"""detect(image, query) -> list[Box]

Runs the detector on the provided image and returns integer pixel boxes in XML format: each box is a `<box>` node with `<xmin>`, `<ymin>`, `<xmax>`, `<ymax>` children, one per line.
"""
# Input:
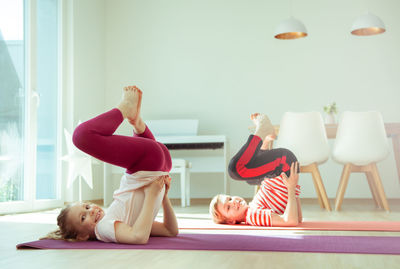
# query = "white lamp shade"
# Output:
<box><xmin>274</xmin><ymin>17</ymin><xmax>308</xmax><ymax>40</ymax></box>
<box><xmin>351</xmin><ymin>13</ymin><xmax>386</xmax><ymax>36</ymax></box>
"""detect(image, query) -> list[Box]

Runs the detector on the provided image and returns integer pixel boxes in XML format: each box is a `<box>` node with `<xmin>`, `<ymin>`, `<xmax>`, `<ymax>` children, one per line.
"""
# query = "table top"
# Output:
<box><xmin>274</xmin><ymin>123</ymin><xmax>400</xmax><ymax>139</ymax></box>
<box><xmin>155</xmin><ymin>135</ymin><xmax>226</xmax><ymax>144</ymax></box>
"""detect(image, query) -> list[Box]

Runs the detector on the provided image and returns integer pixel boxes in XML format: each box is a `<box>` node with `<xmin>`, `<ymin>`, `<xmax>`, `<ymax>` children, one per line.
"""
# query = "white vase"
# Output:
<box><xmin>325</xmin><ymin>113</ymin><xmax>336</xmax><ymax>124</ymax></box>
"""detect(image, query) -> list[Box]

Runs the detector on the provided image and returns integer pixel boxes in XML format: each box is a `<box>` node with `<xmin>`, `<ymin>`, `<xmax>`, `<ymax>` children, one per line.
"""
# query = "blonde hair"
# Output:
<box><xmin>209</xmin><ymin>194</ymin><xmax>229</xmax><ymax>224</ymax></box>
<box><xmin>41</xmin><ymin>204</ymin><xmax>79</xmax><ymax>241</ymax></box>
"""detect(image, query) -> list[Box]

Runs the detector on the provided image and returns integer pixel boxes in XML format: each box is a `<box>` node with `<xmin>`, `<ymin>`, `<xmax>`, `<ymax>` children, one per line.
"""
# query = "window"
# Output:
<box><xmin>0</xmin><ymin>0</ymin><xmax>62</xmax><ymax>213</ymax></box>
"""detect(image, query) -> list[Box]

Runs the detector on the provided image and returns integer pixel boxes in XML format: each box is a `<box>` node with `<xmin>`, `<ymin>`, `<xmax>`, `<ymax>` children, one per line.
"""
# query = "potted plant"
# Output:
<box><xmin>323</xmin><ymin>102</ymin><xmax>337</xmax><ymax>124</ymax></box>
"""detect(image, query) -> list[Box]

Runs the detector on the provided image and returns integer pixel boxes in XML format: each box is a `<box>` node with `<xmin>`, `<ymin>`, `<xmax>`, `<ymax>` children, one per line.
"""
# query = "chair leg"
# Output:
<box><xmin>254</xmin><ymin>185</ymin><xmax>260</xmax><ymax>196</ymax></box>
<box><xmin>300</xmin><ymin>165</ymin><xmax>324</xmax><ymax>209</ymax></box>
<box><xmin>365</xmin><ymin>171</ymin><xmax>382</xmax><ymax>208</ymax></box>
<box><xmin>335</xmin><ymin>163</ymin><xmax>351</xmax><ymax>211</ymax></box>
<box><xmin>370</xmin><ymin>163</ymin><xmax>390</xmax><ymax>212</ymax></box>
<box><xmin>310</xmin><ymin>163</ymin><xmax>331</xmax><ymax>211</ymax></box>
<box><xmin>311</xmin><ymin>175</ymin><xmax>325</xmax><ymax>209</ymax></box>
<box><xmin>185</xmin><ymin>166</ymin><xmax>190</xmax><ymax>206</ymax></box>
<box><xmin>180</xmin><ymin>169</ymin><xmax>186</xmax><ymax>207</ymax></box>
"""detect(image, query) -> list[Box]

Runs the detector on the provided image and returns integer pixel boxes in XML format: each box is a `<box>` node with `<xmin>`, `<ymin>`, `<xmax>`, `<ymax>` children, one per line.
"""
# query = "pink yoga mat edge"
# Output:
<box><xmin>178</xmin><ymin>221</ymin><xmax>400</xmax><ymax>231</ymax></box>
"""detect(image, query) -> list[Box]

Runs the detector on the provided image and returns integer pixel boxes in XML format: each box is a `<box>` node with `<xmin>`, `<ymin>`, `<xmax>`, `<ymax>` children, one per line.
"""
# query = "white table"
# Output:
<box><xmin>103</xmin><ymin>135</ymin><xmax>228</xmax><ymax>206</ymax></box>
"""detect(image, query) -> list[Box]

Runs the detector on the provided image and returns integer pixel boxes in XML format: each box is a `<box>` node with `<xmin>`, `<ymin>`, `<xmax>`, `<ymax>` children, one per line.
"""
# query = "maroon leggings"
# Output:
<box><xmin>72</xmin><ymin>108</ymin><xmax>172</xmax><ymax>174</ymax></box>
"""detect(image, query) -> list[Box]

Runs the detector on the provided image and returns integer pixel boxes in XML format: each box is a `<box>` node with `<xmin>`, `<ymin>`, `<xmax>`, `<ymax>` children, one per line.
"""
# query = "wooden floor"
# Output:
<box><xmin>1</xmin><ymin>198</ymin><xmax>400</xmax><ymax>269</ymax></box>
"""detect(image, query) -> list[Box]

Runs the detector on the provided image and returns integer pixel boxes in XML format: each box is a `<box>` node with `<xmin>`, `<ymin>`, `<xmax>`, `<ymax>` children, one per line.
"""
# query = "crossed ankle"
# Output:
<box><xmin>131</xmin><ymin>118</ymin><xmax>146</xmax><ymax>134</ymax></box>
<box><xmin>254</xmin><ymin>115</ymin><xmax>274</xmax><ymax>139</ymax></box>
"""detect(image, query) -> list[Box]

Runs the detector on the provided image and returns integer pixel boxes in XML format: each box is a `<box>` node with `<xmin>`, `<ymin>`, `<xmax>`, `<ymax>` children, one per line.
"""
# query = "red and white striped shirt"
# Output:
<box><xmin>245</xmin><ymin>175</ymin><xmax>301</xmax><ymax>226</ymax></box>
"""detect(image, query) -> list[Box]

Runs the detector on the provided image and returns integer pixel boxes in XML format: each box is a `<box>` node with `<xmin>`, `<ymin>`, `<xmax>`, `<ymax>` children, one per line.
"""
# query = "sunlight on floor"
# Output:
<box><xmin>0</xmin><ymin>209</ymin><xmax>59</xmax><ymax>224</ymax></box>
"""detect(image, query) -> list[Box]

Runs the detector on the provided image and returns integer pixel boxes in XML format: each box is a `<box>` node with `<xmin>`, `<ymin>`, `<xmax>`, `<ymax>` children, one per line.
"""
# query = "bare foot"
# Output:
<box><xmin>126</xmin><ymin>86</ymin><xmax>146</xmax><ymax>134</ymax></box>
<box><xmin>118</xmin><ymin>86</ymin><xmax>144</xmax><ymax>133</ymax></box>
<box><xmin>250</xmin><ymin>113</ymin><xmax>274</xmax><ymax>140</ymax></box>
<box><xmin>260</xmin><ymin>134</ymin><xmax>276</xmax><ymax>150</ymax></box>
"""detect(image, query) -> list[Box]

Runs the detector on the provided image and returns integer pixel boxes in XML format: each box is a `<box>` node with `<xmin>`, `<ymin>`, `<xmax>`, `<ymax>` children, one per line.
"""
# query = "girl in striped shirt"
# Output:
<box><xmin>210</xmin><ymin>113</ymin><xmax>302</xmax><ymax>226</ymax></box>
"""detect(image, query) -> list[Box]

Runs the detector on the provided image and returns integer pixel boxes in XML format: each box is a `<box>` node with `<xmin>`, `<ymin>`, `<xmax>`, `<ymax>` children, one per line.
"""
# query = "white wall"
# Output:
<box><xmin>68</xmin><ymin>0</ymin><xmax>400</xmax><ymax>201</ymax></box>
<box><xmin>63</xmin><ymin>0</ymin><xmax>106</xmax><ymax>201</ymax></box>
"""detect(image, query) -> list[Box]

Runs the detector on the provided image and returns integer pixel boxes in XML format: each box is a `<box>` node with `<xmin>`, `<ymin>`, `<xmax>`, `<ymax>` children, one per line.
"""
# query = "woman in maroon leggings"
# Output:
<box><xmin>45</xmin><ymin>86</ymin><xmax>178</xmax><ymax>244</ymax></box>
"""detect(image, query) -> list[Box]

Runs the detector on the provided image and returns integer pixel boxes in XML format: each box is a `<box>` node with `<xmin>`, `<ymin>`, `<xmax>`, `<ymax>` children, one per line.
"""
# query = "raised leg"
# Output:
<box><xmin>228</xmin><ymin>135</ymin><xmax>298</xmax><ymax>181</ymax></box>
<box><xmin>73</xmin><ymin>87</ymin><xmax>171</xmax><ymax>174</ymax></box>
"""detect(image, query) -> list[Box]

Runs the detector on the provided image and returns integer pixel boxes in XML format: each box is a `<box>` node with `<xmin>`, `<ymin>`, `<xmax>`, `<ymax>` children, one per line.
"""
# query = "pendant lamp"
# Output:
<box><xmin>351</xmin><ymin>12</ymin><xmax>386</xmax><ymax>36</ymax></box>
<box><xmin>274</xmin><ymin>16</ymin><xmax>308</xmax><ymax>40</ymax></box>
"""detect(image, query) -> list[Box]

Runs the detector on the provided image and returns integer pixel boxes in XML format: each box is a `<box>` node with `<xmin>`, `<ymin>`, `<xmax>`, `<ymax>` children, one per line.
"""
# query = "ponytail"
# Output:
<box><xmin>40</xmin><ymin>204</ymin><xmax>79</xmax><ymax>241</ymax></box>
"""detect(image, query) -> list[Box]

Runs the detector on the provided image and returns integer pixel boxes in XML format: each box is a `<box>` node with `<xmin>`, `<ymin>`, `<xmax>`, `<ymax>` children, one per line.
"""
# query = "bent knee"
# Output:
<box><xmin>228</xmin><ymin>159</ymin><xmax>237</xmax><ymax>174</ymax></box>
<box><xmin>286</xmin><ymin>149</ymin><xmax>298</xmax><ymax>163</ymax></box>
<box><xmin>72</xmin><ymin>124</ymin><xmax>91</xmax><ymax>150</ymax></box>
<box><xmin>228</xmin><ymin>159</ymin><xmax>243</xmax><ymax>180</ymax></box>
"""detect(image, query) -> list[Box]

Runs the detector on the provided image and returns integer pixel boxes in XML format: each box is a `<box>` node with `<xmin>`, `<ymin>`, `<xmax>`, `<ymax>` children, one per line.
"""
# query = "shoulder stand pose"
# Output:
<box><xmin>210</xmin><ymin>113</ymin><xmax>302</xmax><ymax>226</ymax></box>
<box><xmin>46</xmin><ymin>86</ymin><xmax>178</xmax><ymax>244</ymax></box>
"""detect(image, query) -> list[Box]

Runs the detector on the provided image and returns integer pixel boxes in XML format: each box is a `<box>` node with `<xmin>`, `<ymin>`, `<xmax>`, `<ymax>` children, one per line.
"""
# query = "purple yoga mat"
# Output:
<box><xmin>17</xmin><ymin>234</ymin><xmax>400</xmax><ymax>255</ymax></box>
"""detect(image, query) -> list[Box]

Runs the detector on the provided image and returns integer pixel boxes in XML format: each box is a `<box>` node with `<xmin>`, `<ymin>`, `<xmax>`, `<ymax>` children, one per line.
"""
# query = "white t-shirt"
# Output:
<box><xmin>94</xmin><ymin>171</ymin><xmax>167</xmax><ymax>242</ymax></box>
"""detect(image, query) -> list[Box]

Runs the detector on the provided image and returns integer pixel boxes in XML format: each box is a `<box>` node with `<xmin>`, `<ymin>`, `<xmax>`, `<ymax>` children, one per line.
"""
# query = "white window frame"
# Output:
<box><xmin>0</xmin><ymin>0</ymin><xmax>64</xmax><ymax>214</ymax></box>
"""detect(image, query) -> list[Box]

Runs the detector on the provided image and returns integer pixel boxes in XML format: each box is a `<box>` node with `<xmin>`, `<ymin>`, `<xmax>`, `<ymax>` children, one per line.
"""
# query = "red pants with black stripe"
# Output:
<box><xmin>228</xmin><ymin>135</ymin><xmax>298</xmax><ymax>185</ymax></box>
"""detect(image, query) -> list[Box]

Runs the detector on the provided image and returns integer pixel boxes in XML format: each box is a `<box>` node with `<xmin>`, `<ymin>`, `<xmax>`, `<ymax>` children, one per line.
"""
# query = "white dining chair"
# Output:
<box><xmin>170</xmin><ymin>158</ymin><xmax>192</xmax><ymax>207</ymax></box>
<box><xmin>332</xmin><ymin>111</ymin><xmax>390</xmax><ymax>211</ymax></box>
<box><xmin>274</xmin><ymin>111</ymin><xmax>331</xmax><ymax>211</ymax></box>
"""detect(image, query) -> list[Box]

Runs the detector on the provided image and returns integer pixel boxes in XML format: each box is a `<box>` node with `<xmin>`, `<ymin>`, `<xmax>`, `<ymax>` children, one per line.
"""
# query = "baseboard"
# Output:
<box><xmin>85</xmin><ymin>198</ymin><xmax>400</xmax><ymax>207</ymax></box>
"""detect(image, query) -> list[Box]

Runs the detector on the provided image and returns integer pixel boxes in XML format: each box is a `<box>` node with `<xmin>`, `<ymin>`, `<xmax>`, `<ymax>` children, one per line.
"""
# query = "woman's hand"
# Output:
<box><xmin>144</xmin><ymin>177</ymin><xmax>164</xmax><ymax>197</ymax></box>
<box><xmin>281</xmin><ymin>162</ymin><xmax>299</xmax><ymax>191</ymax></box>
<box><xmin>163</xmin><ymin>176</ymin><xmax>171</xmax><ymax>196</ymax></box>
